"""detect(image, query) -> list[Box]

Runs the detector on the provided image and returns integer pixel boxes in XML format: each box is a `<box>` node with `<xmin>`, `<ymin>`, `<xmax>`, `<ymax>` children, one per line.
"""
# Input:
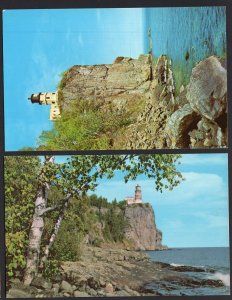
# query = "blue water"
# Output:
<box><xmin>143</xmin><ymin>7</ymin><xmax>226</xmax><ymax>90</ymax></box>
<box><xmin>146</xmin><ymin>247</ymin><xmax>230</xmax><ymax>295</ymax></box>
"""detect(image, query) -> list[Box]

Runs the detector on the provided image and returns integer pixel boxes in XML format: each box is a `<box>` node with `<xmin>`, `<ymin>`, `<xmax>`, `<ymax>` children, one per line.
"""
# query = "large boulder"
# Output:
<box><xmin>165</xmin><ymin>104</ymin><xmax>201</xmax><ymax>148</ymax></box>
<box><xmin>186</xmin><ymin>56</ymin><xmax>227</xmax><ymax>121</ymax></box>
<box><xmin>73</xmin><ymin>290</ymin><xmax>90</xmax><ymax>297</ymax></box>
<box><xmin>31</xmin><ymin>276</ymin><xmax>52</xmax><ymax>290</ymax></box>
<box><xmin>104</xmin><ymin>282</ymin><xmax>114</xmax><ymax>294</ymax></box>
<box><xmin>189</xmin><ymin>118</ymin><xmax>224</xmax><ymax>148</ymax></box>
<box><xmin>60</xmin><ymin>280</ymin><xmax>73</xmax><ymax>294</ymax></box>
<box><xmin>7</xmin><ymin>288</ymin><xmax>33</xmax><ymax>298</ymax></box>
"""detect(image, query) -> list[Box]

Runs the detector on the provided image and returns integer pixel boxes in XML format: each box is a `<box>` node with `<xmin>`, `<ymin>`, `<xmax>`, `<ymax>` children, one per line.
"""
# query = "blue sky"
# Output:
<box><xmin>3</xmin><ymin>8</ymin><xmax>145</xmax><ymax>150</ymax></box>
<box><xmin>53</xmin><ymin>154</ymin><xmax>229</xmax><ymax>248</ymax></box>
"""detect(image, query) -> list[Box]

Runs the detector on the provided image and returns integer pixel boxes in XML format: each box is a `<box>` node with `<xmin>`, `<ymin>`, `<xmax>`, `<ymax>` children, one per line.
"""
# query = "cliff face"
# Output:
<box><xmin>86</xmin><ymin>203</ymin><xmax>164</xmax><ymax>251</ymax></box>
<box><xmin>60</xmin><ymin>54</ymin><xmax>227</xmax><ymax>149</ymax></box>
<box><xmin>124</xmin><ymin>204</ymin><xmax>163</xmax><ymax>251</ymax></box>
<box><xmin>60</xmin><ymin>55</ymin><xmax>151</xmax><ymax>114</ymax></box>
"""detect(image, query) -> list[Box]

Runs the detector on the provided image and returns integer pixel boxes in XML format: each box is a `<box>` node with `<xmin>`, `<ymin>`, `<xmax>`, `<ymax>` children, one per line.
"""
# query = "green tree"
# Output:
<box><xmin>103</xmin><ymin>207</ymin><xmax>127</xmax><ymax>242</ymax></box>
<box><xmin>5</xmin><ymin>156</ymin><xmax>41</xmax><ymax>280</ymax></box>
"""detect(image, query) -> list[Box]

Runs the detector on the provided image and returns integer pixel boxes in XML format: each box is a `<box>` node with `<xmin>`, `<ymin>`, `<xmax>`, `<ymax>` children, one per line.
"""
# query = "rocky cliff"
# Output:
<box><xmin>87</xmin><ymin>203</ymin><xmax>164</xmax><ymax>251</ymax></box>
<box><xmin>124</xmin><ymin>203</ymin><xmax>164</xmax><ymax>251</ymax></box>
<box><xmin>59</xmin><ymin>54</ymin><xmax>227</xmax><ymax>149</ymax></box>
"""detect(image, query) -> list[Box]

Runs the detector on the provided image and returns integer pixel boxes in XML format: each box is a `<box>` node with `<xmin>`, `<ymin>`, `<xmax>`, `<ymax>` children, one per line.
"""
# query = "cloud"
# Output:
<box><xmin>187</xmin><ymin>212</ymin><xmax>229</xmax><ymax>229</ymax></box>
<box><xmin>152</xmin><ymin>171</ymin><xmax>227</xmax><ymax>206</ymax></box>
<box><xmin>180</xmin><ymin>154</ymin><xmax>228</xmax><ymax>166</ymax></box>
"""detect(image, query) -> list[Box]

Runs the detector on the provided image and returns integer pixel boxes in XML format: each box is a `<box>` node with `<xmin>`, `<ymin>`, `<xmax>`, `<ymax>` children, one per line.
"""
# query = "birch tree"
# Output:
<box><xmin>24</xmin><ymin>156</ymin><xmax>56</xmax><ymax>285</ymax></box>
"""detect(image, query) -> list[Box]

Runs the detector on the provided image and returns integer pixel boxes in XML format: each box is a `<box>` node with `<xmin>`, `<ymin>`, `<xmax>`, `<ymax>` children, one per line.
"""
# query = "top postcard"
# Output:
<box><xmin>3</xmin><ymin>7</ymin><xmax>227</xmax><ymax>151</ymax></box>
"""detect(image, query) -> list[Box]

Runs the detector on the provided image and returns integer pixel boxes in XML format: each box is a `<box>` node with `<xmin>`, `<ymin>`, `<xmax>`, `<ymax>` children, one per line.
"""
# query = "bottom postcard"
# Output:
<box><xmin>5</xmin><ymin>154</ymin><xmax>230</xmax><ymax>297</ymax></box>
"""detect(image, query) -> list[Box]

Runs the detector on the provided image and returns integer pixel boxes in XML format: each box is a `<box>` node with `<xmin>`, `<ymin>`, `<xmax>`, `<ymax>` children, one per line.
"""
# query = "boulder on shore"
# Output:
<box><xmin>186</xmin><ymin>56</ymin><xmax>227</xmax><ymax>121</ymax></box>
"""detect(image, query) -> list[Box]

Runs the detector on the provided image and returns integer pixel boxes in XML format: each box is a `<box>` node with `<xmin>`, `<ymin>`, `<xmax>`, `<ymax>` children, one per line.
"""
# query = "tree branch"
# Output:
<box><xmin>38</xmin><ymin>206</ymin><xmax>56</xmax><ymax>216</ymax></box>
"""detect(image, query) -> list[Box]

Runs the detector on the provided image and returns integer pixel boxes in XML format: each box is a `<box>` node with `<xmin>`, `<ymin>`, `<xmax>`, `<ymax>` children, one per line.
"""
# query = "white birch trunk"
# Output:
<box><xmin>23</xmin><ymin>185</ymin><xmax>48</xmax><ymax>285</ymax></box>
<box><xmin>24</xmin><ymin>156</ymin><xmax>54</xmax><ymax>286</ymax></box>
<box><xmin>41</xmin><ymin>183</ymin><xmax>87</xmax><ymax>264</ymax></box>
<box><xmin>41</xmin><ymin>195</ymin><xmax>71</xmax><ymax>264</ymax></box>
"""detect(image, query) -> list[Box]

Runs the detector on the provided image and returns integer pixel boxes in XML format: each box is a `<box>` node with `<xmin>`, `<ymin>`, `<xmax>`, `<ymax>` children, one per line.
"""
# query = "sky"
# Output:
<box><xmin>3</xmin><ymin>8</ymin><xmax>145</xmax><ymax>150</ymax></box>
<box><xmin>55</xmin><ymin>153</ymin><xmax>230</xmax><ymax>249</ymax></box>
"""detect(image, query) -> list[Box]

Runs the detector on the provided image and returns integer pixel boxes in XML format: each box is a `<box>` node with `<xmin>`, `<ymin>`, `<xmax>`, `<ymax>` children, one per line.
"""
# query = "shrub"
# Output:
<box><xmin>37</xmin><ymin>99</ymin><xmax>134</xmax><ymax>151</ymax></box>
<box><xmin>50</xmin><ymin>209</ymin><xmax>86</xmax><ymax>262</ymax></box>
<box><xmin>42</xmin><ymin>260</ymin><xmax>61</xmax><ymax>280</ymax></box>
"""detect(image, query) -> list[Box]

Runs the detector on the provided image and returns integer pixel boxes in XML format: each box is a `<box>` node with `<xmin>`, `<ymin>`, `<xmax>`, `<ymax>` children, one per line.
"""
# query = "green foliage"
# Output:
<box><xmin>66</xmin><ymin>154</ymin><xmax>183</xmax><ymax>194</ymax></box>
<box><xmin>117</xmin><ymin>200</ymin><xmax>127</xmax><ymax>210</ymax></box>
<box><xmin>5</xmin><ymin>156</ymin><xmax>41</xmax><ymax>280</ymax></box>
<box><xmin>37</xmin><ymin>100</ymin><xmax>134</xmax><ymax>151</ymax></box>
<box><xmin>91</xmin><ymin>237</ymin><xmax>103</xmax><ymax>247</ymax></box>
<box><xmin>34</xmin><ymin>154</ymin><xmax>183</xmax><ymax>204</ymax></box>
<box><xmin>45</xmin><ymin>194</ymin><xmax>90</xmax><ymax>262</ymax></box>
<box><xmin>88</xmin><ymin>195</ymin><xmax>128</xmax><ymax>243</ymax></box>
<box><xmin>42</xmin><ymin>260</ymin><xmax>61</xmax><ymax>280</ymax></box>
<box><xmin>89</xmin><ymin>194</ymin><xmax>109</xmax><ymax>209</ymax></box>
<box><xmin>6</xmin><ymin>232</ymin><xmax>28</xmax><ymax>279</ymax></box>
<box><xmin>103</xmin><ymin>208</ymin><xmax>127</xmax><ymax>242</ymax></box>
<box><xmin>51</xmin><ymin>212</ymin><xmax>84</xmax><ymax>261</ymax></box>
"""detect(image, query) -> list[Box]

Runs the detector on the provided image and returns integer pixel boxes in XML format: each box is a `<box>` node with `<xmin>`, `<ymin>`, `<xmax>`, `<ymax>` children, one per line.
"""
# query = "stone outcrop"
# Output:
<box><xmin>60</xmin><ymin>54</ymin><xmax>152</xmax><ymax>114</ymax></box>
<box><xmin>165</xmin><ymin>56</ymin><xmax>227</xmax><ymax>148</ymax></box>
<box><xmin>186</xmin><ymin>56</ymin><xmax>227</xmax><ymax>121</ymax></box>
<box><xmin>124</xmin><ymin>204</ymin><xmax>163</xmax><ymax>251</ymax></box>
<box><xmin>165</xmin><ymin>104</ymin><xmax>201</xmax><ymax>148</ymax></box>
<box><xmin>60</xmin><ymin>54</ymin><xmax>227</xmax><ymax>149</ymax></box>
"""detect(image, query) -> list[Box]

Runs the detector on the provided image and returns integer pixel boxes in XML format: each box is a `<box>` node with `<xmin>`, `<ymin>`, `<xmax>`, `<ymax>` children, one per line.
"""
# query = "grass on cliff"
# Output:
<box><xmin>37</xmin><ymin>98</ymin><xmax>143</xmax><ymax>151</ymax></box>
<box><xmin>56</xmin><ymin>71</ymin><xmax>69</xmax><ymax>90</ymax></box>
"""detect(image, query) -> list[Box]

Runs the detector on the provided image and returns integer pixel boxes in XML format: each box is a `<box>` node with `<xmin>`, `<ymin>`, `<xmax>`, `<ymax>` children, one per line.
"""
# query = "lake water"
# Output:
<box><xmin>143</xmin><ymin>7</ymin><xmax>226</xmax><ymax>90</ymax></box>
<box><xmin>146</xmin><ymin>247</ymin><xmax>230</xmax><ymax>295</ymax></box>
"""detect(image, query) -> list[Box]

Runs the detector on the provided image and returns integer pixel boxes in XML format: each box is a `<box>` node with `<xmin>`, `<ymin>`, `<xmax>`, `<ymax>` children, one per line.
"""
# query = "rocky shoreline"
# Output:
<box><xmin>7</xmin><ymin>246</ymin><xmax>225</xmax><ymax>298</ymax></box>
<box><xmin>59</xmin><ymin>54</ymin><xmax>227</xmax><ymax>150</ymax></box>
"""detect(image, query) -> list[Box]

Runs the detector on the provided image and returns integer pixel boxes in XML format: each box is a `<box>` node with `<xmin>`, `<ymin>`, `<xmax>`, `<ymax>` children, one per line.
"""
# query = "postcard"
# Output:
<box><xmin>3</xmin><ymin>7</ymin><xmax>227</xmax><ymax>151</ymax></box>
<box><xmin>5</xmin><ymin>154</ymin><xmax>230</xmax><ymax>297</ymax></box>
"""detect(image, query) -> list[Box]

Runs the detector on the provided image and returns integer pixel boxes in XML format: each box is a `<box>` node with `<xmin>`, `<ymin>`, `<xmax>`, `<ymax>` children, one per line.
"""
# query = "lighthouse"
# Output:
<box><xmin>135</xmin><ymin>184</ymin><xmax>142</xmax><ymax>202</ymax></box>
<box><xmin>28</xmin><ymin>91</ymin><xmax>61</xmax><ymax>121</ymax></box>
<box><xmin>125</xmin><ymin>184</ymin><xmax>142</xmax><ymax>205</ymax></box>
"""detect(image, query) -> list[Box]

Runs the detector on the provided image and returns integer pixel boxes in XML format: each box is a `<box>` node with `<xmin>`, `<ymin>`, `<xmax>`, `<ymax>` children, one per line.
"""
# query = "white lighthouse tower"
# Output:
<box><xmin>125</xmin><ymin>184</ymin><xmax>143</xmax><ymax>205</ymax></box>
<box><xmin>28</xmin><ymin>91</ymin><xmax>61</xmax><ymax>121</ymax></box>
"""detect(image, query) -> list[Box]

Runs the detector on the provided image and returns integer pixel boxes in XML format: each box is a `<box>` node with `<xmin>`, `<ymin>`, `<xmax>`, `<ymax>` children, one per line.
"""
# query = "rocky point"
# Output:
<box><xmin>59</xmin><ymin>54</ymin><xmax>227</xmax><ymax>149</ymax></box>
